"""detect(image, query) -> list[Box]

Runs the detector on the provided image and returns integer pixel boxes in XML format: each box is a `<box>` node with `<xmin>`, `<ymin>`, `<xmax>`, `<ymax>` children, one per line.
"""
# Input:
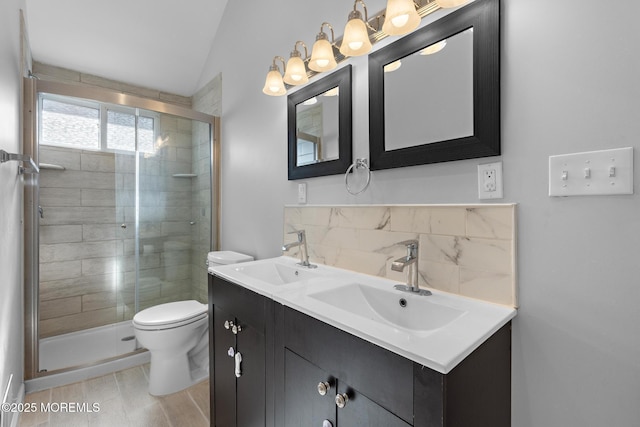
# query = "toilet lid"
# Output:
<box><xmin>133</xmin><ymin>300</ymin><xmax>207</xmax><ymax>327</ymax></box>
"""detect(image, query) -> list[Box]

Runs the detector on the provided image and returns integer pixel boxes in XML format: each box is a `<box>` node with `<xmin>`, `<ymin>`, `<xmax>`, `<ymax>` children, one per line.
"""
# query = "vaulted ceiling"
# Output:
<box><xmin>25</xmin><ymin>0</ymin><xmax>228</xmax><ymax>97</ymax></box>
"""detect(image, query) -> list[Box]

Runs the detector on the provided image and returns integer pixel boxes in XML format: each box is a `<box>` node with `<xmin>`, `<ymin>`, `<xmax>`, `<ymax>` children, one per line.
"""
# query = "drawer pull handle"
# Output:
<box><xmin>317</xmin><ymin>381</ymin><xmax>331</xmax><ymax>396</ymax></box>
<box><xmin>335</xmin><ymin>393</ymin><xmax>348</xmax><ymax>409</ymax></box>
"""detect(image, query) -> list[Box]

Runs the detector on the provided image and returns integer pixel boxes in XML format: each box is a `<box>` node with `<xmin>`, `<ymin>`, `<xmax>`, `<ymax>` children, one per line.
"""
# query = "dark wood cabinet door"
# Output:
<box><xmin>236</xmin><ymin>322</ymin><xmax>266</xmax><ymax>427</ymax></box>
<box><xmin>284</xmin><ymin>350</ymin><xmax>335</xmax><ymax>427</ymax></box>
<box><xmin>336</xmin><ymin>382</ymin><xmax>412</xmax><ymax>427</ymax></box>
<box><xmin>213</xmin><ymin>305</ymin><xmax>237</xmax><ymax>427</ymax></box>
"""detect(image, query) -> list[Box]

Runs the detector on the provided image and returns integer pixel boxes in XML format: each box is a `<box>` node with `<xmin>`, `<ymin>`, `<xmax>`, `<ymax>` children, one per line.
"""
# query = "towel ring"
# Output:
<box><xmin>345</xmin><ymin>158</ymin><xmax>371</xmax><ymax>195</ymax></box>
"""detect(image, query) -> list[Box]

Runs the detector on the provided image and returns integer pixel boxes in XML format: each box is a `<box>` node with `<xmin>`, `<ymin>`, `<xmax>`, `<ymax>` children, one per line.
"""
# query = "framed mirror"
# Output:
<box><xmin>288</xmin><ymin>65</ymin><xmax>352</xmax><ymax>180</ymax></box>
<box><xmin>368</xmin><ymin>0</ymin><xmax>499</xmax><ymax>171</ymax></box>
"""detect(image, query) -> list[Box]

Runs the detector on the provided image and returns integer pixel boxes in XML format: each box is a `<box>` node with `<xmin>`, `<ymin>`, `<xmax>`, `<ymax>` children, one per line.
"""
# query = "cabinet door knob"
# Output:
<box><xmin>317</xmin><ymin>381</ymin><xmax>331</xmax><ymax>396</ymax></box>
<box><xmin>232</xmin><ymin>324</ymin><xmax>242</xmax><ymax>335</ymax></box>
<box><xmin>224</xmin><ymin>320</ymin><xmax>234</xmax><ymax>330</ymax></box>
<box><xmin>322</xmin><ymin>420</ymin><xmax>333</xmax><ymax>427</ymax></box>
<box><xmin>335</xmin><ymin>393</ymin><xmax>349</xmax><ymax>409</ymax></box>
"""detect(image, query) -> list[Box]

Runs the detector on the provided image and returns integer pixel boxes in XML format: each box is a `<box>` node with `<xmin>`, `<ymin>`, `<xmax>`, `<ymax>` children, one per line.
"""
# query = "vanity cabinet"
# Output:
<box><xmin>209</xmin><ymin>273</ymin><xmax>511</xmax><ymax>427</ymax></box>
<box><xmin>280</xmin><ymin>307</ymin><xmax>511</xmax><ymax>427</ymax></box>
<box><xmin>209</xmin><ymin>275</ymin><xmax>276</xmax><ymax>427</ymax></box>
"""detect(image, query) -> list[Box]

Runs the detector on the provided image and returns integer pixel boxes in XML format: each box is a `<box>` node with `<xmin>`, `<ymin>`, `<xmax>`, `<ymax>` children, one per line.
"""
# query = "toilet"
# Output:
<box><xmin>133</xmin><ymin>250</ymin><xmax>254</xmax><ymax>396</ymax></box>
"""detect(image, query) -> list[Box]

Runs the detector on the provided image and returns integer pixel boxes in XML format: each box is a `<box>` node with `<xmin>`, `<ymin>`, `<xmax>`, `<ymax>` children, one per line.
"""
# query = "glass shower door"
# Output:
<box><xmin>114</xmin><ymin>109</ymin><xmax>214</xmax><ymax>329</ymax></box>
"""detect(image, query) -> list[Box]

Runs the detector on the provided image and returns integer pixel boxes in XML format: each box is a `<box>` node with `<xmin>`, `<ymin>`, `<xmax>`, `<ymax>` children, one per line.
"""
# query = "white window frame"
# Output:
<box><xmin>39</xmin><ymin>93</ymin><xmax>159</xmax><ymax>154</ymax></box>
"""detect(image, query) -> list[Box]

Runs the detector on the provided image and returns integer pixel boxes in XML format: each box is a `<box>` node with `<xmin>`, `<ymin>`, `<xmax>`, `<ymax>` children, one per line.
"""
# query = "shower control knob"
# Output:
<box><xmin>232</xmin><ymin>324</ymin><xmax>242</xmax><ymax>335</ymax></box>
<box><xmin>120</xmin><ymin>224</ymin><xmax>127</xmax><ymax>229</ymax></box>
<box><xmin>335</xmin><ymin>393</ymin><xmax>349</xmax><ymax>409</ymax></box>
<box><xmin>317</xmin><ymin>381</ymin><xmax>331</xmax><ymax>396</ymax></box>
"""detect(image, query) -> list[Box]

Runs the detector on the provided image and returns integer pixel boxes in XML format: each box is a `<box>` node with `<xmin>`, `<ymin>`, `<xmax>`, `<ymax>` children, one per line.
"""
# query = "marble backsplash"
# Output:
<box><xmin>283</xmin><ymin>204</ymin><xmax>517</xmax><ymax>307</ymax></box>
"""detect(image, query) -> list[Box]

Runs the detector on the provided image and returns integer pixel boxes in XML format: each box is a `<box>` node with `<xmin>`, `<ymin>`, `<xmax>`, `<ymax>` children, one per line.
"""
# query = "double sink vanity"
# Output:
<box><xmin>208</xmin><ymin>254</ymin><xmax>516</xmax><ymax>427</ymax></box>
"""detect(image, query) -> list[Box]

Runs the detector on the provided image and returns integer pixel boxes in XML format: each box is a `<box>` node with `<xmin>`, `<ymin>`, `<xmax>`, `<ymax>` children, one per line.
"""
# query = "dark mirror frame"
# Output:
<box><xmin>288</xmin><ymin>65</ymin><xmax>352</xmax><ymax>180</ymax></box>
<box><xmin>368</xmin><ymin>0</ymin><xmax>499</xmax><ymax>171</ymax></box>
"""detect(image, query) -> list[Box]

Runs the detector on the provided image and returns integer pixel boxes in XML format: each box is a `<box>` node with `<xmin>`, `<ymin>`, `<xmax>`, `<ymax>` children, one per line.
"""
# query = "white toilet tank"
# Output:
<box><xmin>207</xmin><ymin>250</ymin><xmax>254</xmax><ymax>267</ymax></box>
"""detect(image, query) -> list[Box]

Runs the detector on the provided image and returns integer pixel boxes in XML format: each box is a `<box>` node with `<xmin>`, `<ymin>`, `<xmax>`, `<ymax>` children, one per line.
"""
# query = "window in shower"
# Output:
<box><xmin>39</xmin><ymin>93</ymin><xmax>159</xmax><ymax>154</ymax></box>
<box><xmin>40</xmin><ymin>96</ymin><xmax>100</xmax><ymax>149</ymax></box>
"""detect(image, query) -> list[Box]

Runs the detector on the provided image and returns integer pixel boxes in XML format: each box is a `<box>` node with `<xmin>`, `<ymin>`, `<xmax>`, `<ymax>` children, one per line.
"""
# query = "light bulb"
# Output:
<box><xmin>391</xmin><ymin>14</ymin><xmax>409</xmax><ymax>28</ymax></box>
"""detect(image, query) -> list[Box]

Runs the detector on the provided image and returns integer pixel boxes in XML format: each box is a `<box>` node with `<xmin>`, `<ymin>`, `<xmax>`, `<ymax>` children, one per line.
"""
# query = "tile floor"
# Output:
<box><xmin>18</xmin><ymin>364</ymin><xmax>209</xmax><ymax>427</ymax></box>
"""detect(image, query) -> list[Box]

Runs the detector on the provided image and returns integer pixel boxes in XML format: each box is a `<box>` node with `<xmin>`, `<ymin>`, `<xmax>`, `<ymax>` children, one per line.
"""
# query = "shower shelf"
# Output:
<box><xmin>39</xmin><ymin>163</ymin><xmax>66</xmax><ymax>171</ymax></box>
<box><xmin>172</xmin><ymin>173</ymin><xmax>197</xmax><ymax>178</ymax></box>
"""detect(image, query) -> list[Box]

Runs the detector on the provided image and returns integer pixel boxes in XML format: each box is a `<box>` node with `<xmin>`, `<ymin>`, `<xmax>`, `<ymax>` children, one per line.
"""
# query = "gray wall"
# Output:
<box><xmin>199</xmin><ymin>0</ymin><xmax>640</xmax><ymax>425</ymax></box>
<box><xmin>0</xmin><ymin>0</ymin><xmax>26</xmax><ymax>415</ymax></box>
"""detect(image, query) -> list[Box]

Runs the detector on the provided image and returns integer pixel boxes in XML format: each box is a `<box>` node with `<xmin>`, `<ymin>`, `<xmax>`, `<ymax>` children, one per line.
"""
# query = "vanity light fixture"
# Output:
<box><xmin>309</xmin><ymin>22</ymin><xmax>338</xmax><ymax>72</ymax></box>
<box><xmin>283</xmin><ymin>41</ymin><xmax>310</xmax><ymax>85</ymax></box>
<box><xmin>262</xmin><ymin>56</ymin><xmax>287</xmax><ymax>96</ymax></box>
<box><xmin>382</xmin><ymin>0</ymin><xmax>421</xmax><ymax>36</ymax></box>
<box><xmin>419</xmin><ymin>39</ymin><xmax>447</xmax><ymax>55</ymax></box>
<box><xmin>263</xmin><ymin>0</ymin><xmax>450</xmax><ymax>96</ymax></box>
<box><xmin>340</xmin><ymin>0</ymin><xmax>374</xmax><ymax>57</ymax></box>
<box><xmin>436</xmin><ymin>0</ymin><xmax>471</xmax><ymax>8</ymax></box>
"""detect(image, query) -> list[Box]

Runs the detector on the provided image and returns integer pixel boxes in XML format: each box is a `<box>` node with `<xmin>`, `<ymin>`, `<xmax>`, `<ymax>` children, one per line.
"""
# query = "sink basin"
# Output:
<box><xmin>233</xmin><ymin>262</ymin><xmax>321</xmax><ymax>286</ymax></box>
<box><xmin>308</xmin><ymin>283</ymin><xmax>465</xmax><ymax>332</ymax></box>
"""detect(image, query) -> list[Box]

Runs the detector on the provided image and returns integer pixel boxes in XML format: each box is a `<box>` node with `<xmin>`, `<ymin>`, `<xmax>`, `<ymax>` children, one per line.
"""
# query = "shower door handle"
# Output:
<box><xmin>38</xmin><ymin>206</ymin><xmax>44</xmax><ymax>219</ymax></box>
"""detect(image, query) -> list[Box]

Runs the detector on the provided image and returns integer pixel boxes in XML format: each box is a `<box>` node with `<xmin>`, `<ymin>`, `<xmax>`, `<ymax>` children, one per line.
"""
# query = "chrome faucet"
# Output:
<box><xmin>391</xmin><ymin>240</ymin><xmax>431</xmax><ymax>296</ymax></box>
<box><xmin>282</xmin><ymin>229</ymin><xmax>317</xmax><ymax>268</ymax></box>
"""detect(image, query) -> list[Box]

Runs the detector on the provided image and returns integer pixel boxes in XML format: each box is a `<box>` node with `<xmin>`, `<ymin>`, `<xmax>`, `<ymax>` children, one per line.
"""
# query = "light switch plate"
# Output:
<box><xmin>297</xmin><ymin>183</ymin><xmax>307</xmax><ymax>204</ymax></box>
<box><xmin>549</xmin><ymin>147</ymin><xmax>633</xmax><ymax>196</ymax></box>
<box><xmin>478</xmin><ymin>162</ymin><xmax>503</xmax><ymax>199</ymax></box>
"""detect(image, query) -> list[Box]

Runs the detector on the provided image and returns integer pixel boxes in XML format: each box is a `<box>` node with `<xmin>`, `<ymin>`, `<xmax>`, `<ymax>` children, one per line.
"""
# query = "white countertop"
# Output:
<box><xmin>209</xmin><ymin>256</ymin><xmax>516</xmax><ymax>374</ymax></box>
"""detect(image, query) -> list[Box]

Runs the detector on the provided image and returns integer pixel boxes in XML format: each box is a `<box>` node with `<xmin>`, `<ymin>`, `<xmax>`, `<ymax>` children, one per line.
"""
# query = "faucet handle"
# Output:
<box><xmin>396</xmin><ymin>239</ymin><xmax>418</xmax><ymax>248</ymax></box>
<box><xmin>287</xmin><ymin>229</ymin><xmax>306</xmax><ymax>241</ymax></box>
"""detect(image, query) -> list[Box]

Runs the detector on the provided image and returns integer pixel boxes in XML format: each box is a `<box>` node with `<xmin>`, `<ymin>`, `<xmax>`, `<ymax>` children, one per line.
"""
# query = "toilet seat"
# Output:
<box><xmin>133</xmin><ymin>300</ymin><xmax>208</xmax><ymax>331</ymax></box>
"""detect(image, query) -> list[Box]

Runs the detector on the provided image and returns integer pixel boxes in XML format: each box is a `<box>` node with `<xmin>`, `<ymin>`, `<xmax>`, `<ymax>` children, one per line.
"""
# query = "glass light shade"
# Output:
<box><xmin>383</xmin><ymin>60</ymin><xmax>402</xmax><ymax>73</ymax></box>
<box><xmin>283</xmin><ymin>55</ymin><xmax>309</xmax><ymax>85</ymax></box>
<box><xmin>419</xmin><ymin>39</ymin><xmax>447</xmax><ymax>55</ymax></box>
<box><xmin>262</xmin><ymin>69</ymin><xmax>286</xmax><ymax>96</ymax></box>
<box><xmin>382</xmin><ymin>0</ymin><xmax>421</xmax><ymax>36</ymax></box>
<box><xmin>436</xmin><ymin>0</ymin><xmax>470</xmax><ymax>8</ymax></box>
<box><xmin>340</xmin><ymin>16</ymin><xmax>372</xmax><ymax>57</ymax></box>
<box><xmin>302</xmin><ymin>97</ymin><xmax>318</xmax><ymax>106</ymax></box>
<box><xmin>323</xmin><ymin>87</ymin><xmax>339</xmax><ymax>97</ymax></box>
<box><xmin>309</xmin><ymin>38</ymin><xmax>337</xmax><ymax>72</ymax></box>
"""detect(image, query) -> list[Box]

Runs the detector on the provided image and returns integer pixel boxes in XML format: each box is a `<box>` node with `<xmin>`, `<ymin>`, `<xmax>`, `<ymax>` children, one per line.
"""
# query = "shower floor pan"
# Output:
<box><xmin>39</xmin><ymin>320</ymin><xmax>140</xmax><ymax>372</ymax></box>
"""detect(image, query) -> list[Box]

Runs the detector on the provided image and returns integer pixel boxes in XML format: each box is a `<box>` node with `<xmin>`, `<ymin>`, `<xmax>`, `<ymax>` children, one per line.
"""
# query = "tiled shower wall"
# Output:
<box><xmin>284</xmin><ymin>204</ymin><xmax>517</xmax><ymax>307</ymax></box>
<box><xmin>191</xmin><ymin>73</ymin><xmax>222</xmax><ymax>302</ymax></box>
<box><xmin>38</xmin><ymin>114</ymin><xmax>199</xmax><ymax>338</ymax></box>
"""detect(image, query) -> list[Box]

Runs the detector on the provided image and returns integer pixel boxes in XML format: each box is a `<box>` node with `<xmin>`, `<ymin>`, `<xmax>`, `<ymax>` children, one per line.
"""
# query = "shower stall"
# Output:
<box><xmin>23</xmin><ymin>78</ymin><xmax>219</xmax><ymax>381</ymax></box>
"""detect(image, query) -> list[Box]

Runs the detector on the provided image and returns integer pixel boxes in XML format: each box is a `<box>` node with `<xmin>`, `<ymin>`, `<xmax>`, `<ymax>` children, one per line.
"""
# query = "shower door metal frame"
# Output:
<box><xmin>23</xmin><ymin>79</ymin><xmax>220</xmax><ymax>380</ymax></box>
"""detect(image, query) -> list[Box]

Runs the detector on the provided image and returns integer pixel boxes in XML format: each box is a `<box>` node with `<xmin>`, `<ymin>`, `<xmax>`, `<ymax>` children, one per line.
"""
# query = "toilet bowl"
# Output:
<box><xmin>133</xmin><ymin>300</ymin><xmax>209</xmax><ymax>396</ymax></box>
<box><xmin>133</xmin><ymin>250</ymin><xmax>254</xmax><ymax>396</ymax></box>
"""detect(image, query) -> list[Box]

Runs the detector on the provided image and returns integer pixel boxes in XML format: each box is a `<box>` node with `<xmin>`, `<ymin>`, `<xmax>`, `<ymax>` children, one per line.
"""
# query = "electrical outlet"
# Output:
<box><xmin>483</xmin><ymin>169</ymin><xmax>497</xmax><ymax>191</ymax></box>
<box><xmin>478</xmin><ymin>162</ymin><xmax>503</xmax><ymax>199</ymax></box>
